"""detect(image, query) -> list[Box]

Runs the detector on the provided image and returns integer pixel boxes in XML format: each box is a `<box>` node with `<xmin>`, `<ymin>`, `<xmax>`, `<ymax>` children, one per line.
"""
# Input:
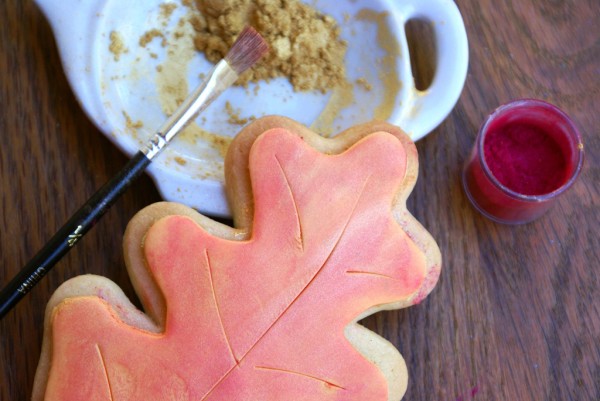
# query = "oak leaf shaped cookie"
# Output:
<box><xmin>33</xmin><ymin>117</ymin><xmax>441</xmax><ymax>401</ymax></box>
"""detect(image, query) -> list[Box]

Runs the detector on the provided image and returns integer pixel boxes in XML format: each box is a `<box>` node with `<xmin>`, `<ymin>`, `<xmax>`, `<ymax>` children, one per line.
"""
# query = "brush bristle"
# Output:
<box><xmin>225</xmin><ymin>26</ymin><xmax>269</xmax><ymax>75</ymax></box>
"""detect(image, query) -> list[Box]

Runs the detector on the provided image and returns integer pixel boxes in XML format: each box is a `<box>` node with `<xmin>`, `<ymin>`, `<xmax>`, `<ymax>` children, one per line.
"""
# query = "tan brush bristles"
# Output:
<box><xmin>225</xmin><ymin>26</ymin><xmax>270</xmax><ymax>76</ymax></box>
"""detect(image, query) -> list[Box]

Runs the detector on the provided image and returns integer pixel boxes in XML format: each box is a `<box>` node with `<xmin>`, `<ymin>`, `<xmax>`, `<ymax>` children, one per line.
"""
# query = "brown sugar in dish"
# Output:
<box><xmin>190</xmin><ymin>0</ymin><xmax>347</xmax><ymax>93</ymax></box>
<box><xmin>225</xmin><ymin>101</ymin><xmax>256</xmax><ymax>125</ymax></box>
<box><xmin>139</xmin><ymin>29</ymin><xmax>166</xmax><ymax>47</ymax></box>
<box><xmin>355</xmin><ymin>77</ymin><xmax>373</xmax><ymax>91</ymax></box>
<box><xmin>160</xmin><ymin>3</ymin><xmax>178</xmax><ymax>21</ymax></box>
<box><xmin>109</xmin><ymin>31</ymin><xmax>128</xmax><ymax>61</ymax></box>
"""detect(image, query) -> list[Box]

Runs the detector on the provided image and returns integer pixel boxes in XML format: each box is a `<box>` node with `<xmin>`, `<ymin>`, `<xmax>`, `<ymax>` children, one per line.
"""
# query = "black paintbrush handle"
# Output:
<box><xmin>0</xmin><ymin>151</ymin><xmax>151</xmax><ymax>319</ymax></box>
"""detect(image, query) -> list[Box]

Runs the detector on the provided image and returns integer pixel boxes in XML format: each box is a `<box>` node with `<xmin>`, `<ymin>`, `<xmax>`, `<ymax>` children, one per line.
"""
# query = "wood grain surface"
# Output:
<box><xmin>1</xmin><ymin>1</ymin><xmax>598</xmax><ymax>400</ymax></box>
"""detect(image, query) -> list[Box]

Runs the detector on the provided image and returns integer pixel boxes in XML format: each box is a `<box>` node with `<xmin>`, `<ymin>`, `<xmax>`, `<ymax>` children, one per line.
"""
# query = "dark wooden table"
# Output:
<box><xmin>1</xmin><ymin>1</ymin><xmax>598</xmax><ymax>400</ymax></box>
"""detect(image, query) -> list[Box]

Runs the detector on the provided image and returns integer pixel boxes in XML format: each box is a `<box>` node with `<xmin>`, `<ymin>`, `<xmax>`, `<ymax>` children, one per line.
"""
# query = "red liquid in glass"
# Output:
<box><xmin>463</xmin><ymin>100</ymin><xmax>582</xmax><ymax>224</ymax></box>
<box><xmin>483</xmin><ymin>118</ymin><xmax>571</xmax><ymax>196</ymax></box>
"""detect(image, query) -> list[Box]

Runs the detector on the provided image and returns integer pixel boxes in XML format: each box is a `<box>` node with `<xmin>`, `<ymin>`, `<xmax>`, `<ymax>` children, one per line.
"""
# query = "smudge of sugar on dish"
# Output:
<box><xmin>310</xmin><ymin>8</ymin><xmax>402</xmax><ymax>137</ymax></box>
<box><xmin>355</xmin><ymin>9</ymin><xmax>402</xmax><ymax>122</ymax></box>
<box><xmin>154</xmin><ymin>34</ymin><xmax>192</xmax><ymax>118</ymax></box>
<box><xmin>122</xmin><ymin>111</ymin><xmax>144</xmax><ymax>133</ymax></box>
<box><xmin>150</xmin><ymin>6</ymin><xmax>232</xmax><ymax>180</ymax></box>
<box><xmin>309</xmin><ymin>80</ymin><xmax>354</xmax><ymax>137</ymax></box>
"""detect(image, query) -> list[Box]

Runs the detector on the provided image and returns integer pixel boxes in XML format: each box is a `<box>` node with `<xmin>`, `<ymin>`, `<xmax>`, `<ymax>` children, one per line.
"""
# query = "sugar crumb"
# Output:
<box><xmin>109</xmin><ymin>31</ymin><xmax>128</xmax><ymax>61</ymax></box>
<box><xmin>225</xmin><ymin>101</ymin><xmax>250</xmax><ymax>125</ymax></box>
<box><xmin>140</xmin><ymin>29</ymin><xmax>166</xmax><ymax>47</ymax></box>
<box><xmin>122</xmin><ymin>111</ymin><xmax>143</xmax><ymax>132</ymax></box>
<box><xmin>355</xmin><ymin>77</ymin><xmax>373</xmax><ymax>91</ymax></box>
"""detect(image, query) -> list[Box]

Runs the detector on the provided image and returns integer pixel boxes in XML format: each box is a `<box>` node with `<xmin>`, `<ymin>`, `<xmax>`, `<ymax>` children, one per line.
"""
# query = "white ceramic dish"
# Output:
<box><xmin>35</xmin><ymin>0</ymin><xmax>468</xmax><ymax>217</ymax></box>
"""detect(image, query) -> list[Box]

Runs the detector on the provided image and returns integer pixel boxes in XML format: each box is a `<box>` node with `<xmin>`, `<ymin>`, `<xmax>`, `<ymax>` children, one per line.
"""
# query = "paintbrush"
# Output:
<box><xmin>0</xmin><ymin>26</ymin><xmax>269</xmax><ymax>319</ymax></box>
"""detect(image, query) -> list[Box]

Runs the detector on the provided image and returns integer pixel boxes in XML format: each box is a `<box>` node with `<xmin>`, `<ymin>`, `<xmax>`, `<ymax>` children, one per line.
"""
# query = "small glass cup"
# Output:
<box><xmin>462</xmin><ymin>99</ymin><xmax>584</xmax><ymax>224</ymax></box>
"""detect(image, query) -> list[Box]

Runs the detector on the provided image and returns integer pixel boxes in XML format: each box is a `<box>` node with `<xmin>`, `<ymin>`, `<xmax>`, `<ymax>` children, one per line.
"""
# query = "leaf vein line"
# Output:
<box><xmin>274</xmin><ymin>154</ymin><xmax>304</xmax><ymax>251</ymax></box>
<box><xmin>200</xmin><ymin>363</ymin><xmax>238</xmax><ymax>401</ymax></box>
<box><xmin>206</xmin><ymin>249</ymin><xmax>237</xmax><ymax>363</ymax></box>
<box><xmin>255</xmin><ymin>365</ymin><xmax>346</xmax><ymax>390</ymax></box>
<box><xmin>95</xmin><ymin>343</ymin><xmax>114</xmax><ymax>401</ymax></box>
<box><xmin>346</xmin><ymin>270</ymin><xmax>396</xmax><ymax>280</ymax></box>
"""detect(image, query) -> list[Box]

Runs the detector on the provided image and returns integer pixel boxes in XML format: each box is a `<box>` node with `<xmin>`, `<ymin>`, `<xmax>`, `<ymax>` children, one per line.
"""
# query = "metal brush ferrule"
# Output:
<box><xmin>142</xmin><ymin>59</ymin><xmax>239</xmax><ymax>160</ymax></box>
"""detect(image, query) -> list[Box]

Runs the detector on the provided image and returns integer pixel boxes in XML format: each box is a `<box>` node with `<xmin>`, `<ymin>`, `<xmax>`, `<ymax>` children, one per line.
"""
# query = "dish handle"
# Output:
<box><xmin>395</xmin><ymin>0</ymin><xmax>469</xmax><ymax>140</ymax></box>
<box><xmin>33</xmin><ymin>0</ymin><xmax>108</xmax><ymax>130</ymax></box>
